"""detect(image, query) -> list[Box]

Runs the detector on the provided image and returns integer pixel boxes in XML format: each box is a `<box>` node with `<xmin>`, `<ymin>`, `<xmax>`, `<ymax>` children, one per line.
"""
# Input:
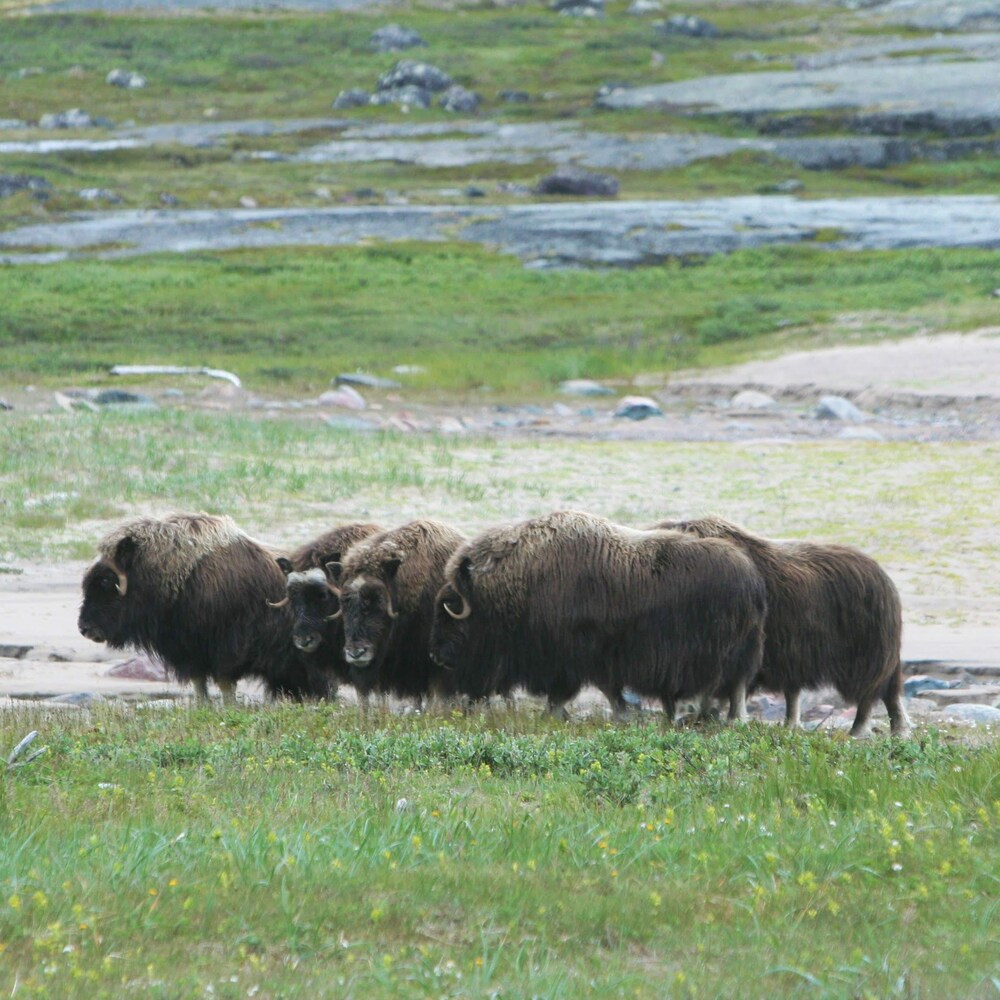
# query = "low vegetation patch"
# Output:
<box><xmin>0</xmin><ymin>244</ymin><xmax>997</xmax><ymax>392</ymax></box>
<box><xmin>1</xmin><ymin>705</ymin><xmax>998</xmax><ymax>997</ymax></box>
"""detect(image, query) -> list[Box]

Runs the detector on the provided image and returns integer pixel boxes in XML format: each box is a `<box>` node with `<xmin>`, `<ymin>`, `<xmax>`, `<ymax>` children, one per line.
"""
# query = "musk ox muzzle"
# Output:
<box><xmin>293</xmin><ymin>630</ymin><xmax>323</xmax><ymax>653</ymax></box>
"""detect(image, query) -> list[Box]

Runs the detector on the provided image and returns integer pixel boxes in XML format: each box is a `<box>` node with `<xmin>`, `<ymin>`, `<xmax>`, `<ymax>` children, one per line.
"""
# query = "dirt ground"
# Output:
<box><xmin>3</xmin><ymin>328</ymin><xmax>999</xmax><ymax>710</ymax></box>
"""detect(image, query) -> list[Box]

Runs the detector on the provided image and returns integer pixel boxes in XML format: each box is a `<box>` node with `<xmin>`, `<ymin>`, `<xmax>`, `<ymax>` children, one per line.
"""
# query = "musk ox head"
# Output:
<box><xmin>337</xmin><ymin>557</ymin><xmax>402</xmax><ymax>671</ymax></box>
<box><xmin>428</xmin><ymin>557</ymin><xmax>474</xmax><ymax>672</ymax></box>
<box><xmin>78</xmin><ymin>545</ymin><xmax>133</xmax><ymax>646</ymax></box>
<box><xmin>278</xmin><ymin>567</ymin><xmax>344</xmax><ymax>654</ymax></box>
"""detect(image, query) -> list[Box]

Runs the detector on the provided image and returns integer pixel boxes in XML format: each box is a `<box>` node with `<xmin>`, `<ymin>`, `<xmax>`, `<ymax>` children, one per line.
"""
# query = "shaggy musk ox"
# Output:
<box><xmin>270</xmin><ymin>523</ymin><xmax>384</xmax><ymax>692</ymax></box>
<box><xmin>653</xmin><ymin>516</ymin><xmax>910</xmax><ymax>737</ymax></box>
<box><xmin>333</xmin><ymin>519</ymin><xmax>466</xmax><ymax>705</ymax></box>
<box><xmin>430</xmin><ymin>511</ymin><xmax>767</xmax><ymax>720</ymax></box>
<box><xmin>78</xmin><ymin>513</ymin><xmax>330</xmax><ymax>703</ymax></box>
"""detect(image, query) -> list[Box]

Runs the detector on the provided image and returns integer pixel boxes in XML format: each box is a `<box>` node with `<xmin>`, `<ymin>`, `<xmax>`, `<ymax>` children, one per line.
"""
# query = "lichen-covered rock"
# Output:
<box><xmin>370</xmin><ymin>24</ymin><xmax>426</xmax><ymax>52</ymax></box>
<box><xmin>440</xmin><ymin>85</ymin><xmax>481</xmax><ymax>113</ymax></box>
<box><xmin>333</xmin><ymin>88</ymin><xmax>370</xmax><ymax>109</ymax></box>
<box><xmin>106</xmin><ymin>68</ymin><xmax>146</xmax><ymax>89</ymax></box>
<box><xmin>376</xmin><ymin>60</ymin><xmax>453</xmax><ymax>93</ymax></box>
<box><xmin>534</xmin><ymin>167</ymin><xmax>619</xmax><ymax>197</ymax></box>
<box><xmin>370</xmin><ymin>86</ymin><xmax>433</xmax><ymax>110</ymax></box>
<box><xmin>657</xmin><ymin>14</ymin><xmax>720</xmax><ymax>37</ymax></box>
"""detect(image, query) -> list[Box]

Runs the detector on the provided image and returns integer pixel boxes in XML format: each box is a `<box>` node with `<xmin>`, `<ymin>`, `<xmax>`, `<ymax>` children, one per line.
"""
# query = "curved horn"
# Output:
<box><xmin>325</xmin><ymin>607</ymin><xmax>343</xmax><ymax>622</ymax></box>
<box><xmin>385</xmin><ymin>589</ymin><xmax>399</xmax><ymax>620</ymax></box>
<box><xmin>443</xmin><ymin>591</ymin><xmax>471</xmax><ymax>621</ymax></box>
<box><xmin>266</xmin><ymin>596</ymin><xmax>290</xmax><ymax>608</ymax></box>
<box><xmin>106</xmin><ymin>559</ymin><xmax>127</xmax><ymax>597</ymax></box>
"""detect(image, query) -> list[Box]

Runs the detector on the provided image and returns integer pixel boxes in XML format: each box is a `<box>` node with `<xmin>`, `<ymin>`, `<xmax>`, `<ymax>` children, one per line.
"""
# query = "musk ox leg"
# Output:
<box><xmin>784</xmin><ymin>689</ymin><xmax>802</xmax><ymax>729</ymax></box>
<box><xmin>882</xmin><ymin>669</ymin><xmax>912</xmax><ymax>737</ymax></box>
<box><xmin>660</xmin><ymin>695</ymin><xmax>677</xmax><ymax>725</ymax></box>
<box><xmin>546</xmin><ymin>697</ymin><xmax>570</xmax><ymax>721</ymax></box>
<box><xmin>218</xmin><ymin>678</ymin><xmax>237</xmax><ymax>707</ymax></box>
<box><xmin>192</xmin><ymin>676</ymin><xmax>211</xmax><ymax>704</ymax></box>
<box><xmin>598</xmin><ymin>685</ymin><xmax>631</xmax><ymax>722</ymax></box>
<box><xmin>849</xmin><ymin>692</ymin><xmax>876</xmax><ymax>739</ymax></box>
<box><xmin>727</xmin><ymin>680</ymin><xmax>748</xmax><ymax>724</ymax></box>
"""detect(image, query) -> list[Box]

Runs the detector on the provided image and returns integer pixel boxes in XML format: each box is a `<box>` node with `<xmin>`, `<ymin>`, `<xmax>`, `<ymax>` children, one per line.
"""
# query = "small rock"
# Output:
<box><xmin>614</xmin><ymin>395</ymin><xmax>663</xmax><ymax>420</ymax></box>
<box><xmin>394</xmin><ymin>797</ymin><xmax>410</xmax><ymax>811</ymax></box>
<box><xmin>50</xmin><ymin>692</ymin><xmax>103</xmax><ymax>706</ymax></box>
<box><xmin>38</xmin><ymin>108</ymin><xmax>103</xmax><ymax>129</ymax></box>
<box><xmin>940</xmin><ymin>703</ymin><xmax>1000</xmax><ymax>724</ymax></box>
<box><xmin>775</xmin><ymin>178</ymin><xmax>804</xmax><ymax>193</ymax></box>
<box><xmin>496</xmin><ymin>181</ymin><xmax>532</xmax><ymax>195</ymax></box>
<box><xmin>239</xmin><ymin>195</ymin><xmax>258</xmax><ymax>208</ymax></box>
<box><xmin>319</xmin><ymin>386</ymin><xmax>367</xmax><ymax>410</ymax></box>
<box><xmin>370</xmin><ymin>86</ymin><xmax>433</xmax><ymax>110</ymax></box>
<box><xmin>814</xmin><ymin>395</ymin><xmax>867</xmax><ymax>422</ymax></box>
<box><xmin>627</xmin><ymin>0</ymin><xmax>662</xmax><ymax>12</ymax></box>
<box><xmin>498</xmin><ymin>90</ymin><xmax>530</xmax><ymax>103</ymax></box>
<box><xmin>0</xmin><ymin>399</ymin><xmax>12</xmax><ymax>411</ymax></box>
<box><xmin>551</xmin><ymin>402</ymin><xmax>574</xmax><ymax>417</ymax></box>
<box><xmin>534</xmin><ymin>167</ymin><xmax>619</xmax><ymax>197</ymax></box>
<box><xmin>903</xmin><ymin>675</ymin><xmax>959</xmax><ymax>697</ymax></box>
<box><xmin>106</xmin><ymin>68</ymin><xmax>146</xmax><ymax>89</ymax></box>
<box><xmin>560</xmin><ymin>379</ymin><xmax>615</xmax><ymax>397</ymax></box>
<box><xmin>730</xmin><ymin>389</ymin><xmax>775</xmax><ymax>410</ymax></box>
<box><xmin>333</xmin><ymin>88</ymin><xmax>370</xmax><ymax>109</ymax></box>
<box><xmin>392</xmin><ymin>365</ymin><xmax>426</xmax><ymax>376</ymax></box>
<box><xmin>0</xmin><ymin>119</ymin><xmax>27</xmax><ymax>129</ymax></box>
<box><xmin>376</xmin><ymin>60</ymin><xmax>453</xmax><ymax>93</ymax></box>
<box><xmin>552</xmin><ymin>0</ymin><xmax>604</xmax><ymax>16</ymax></box>
<box><xmin>93</xmin><ymin>389</ymin><xmax>157</xmax><ymax>408</ymax></box>
<box><xmin>465</xmin><ymin>185</ymin><xmax>487</xmax><ymax>198</ymax></box>
<box><xmin>656</xmin><ymin>13</ymin><xmax>720</xmax><ymax>37</ymax></box>
<box><xmin>837</xmin><ymin>426</ymin><xmax>885</xmax><ymax>441</ymax></box>
<box><xmin>78</xmin><ymin>187</ymin><xmax>122</xmax><ymax>203</ymax></box>
<box><xmin>16</xmin><ymin>67</ymin><xmax>44</xmax><ymax>78</ymax></box>
<box><xmin>159</xmin><ymin>192</ymin><xmax>179</xmax><ymax>206</ymax></box>
<box><xmin>324</xmin><ymin>414</ymin><xmax>379</xmax><ymax>432</ymax></box>
<box><xmin>438</xmin><ymin>417</ymin><xmax>466</xmax><ymax>435</ymax></box>
<box><xmin>440</xmin><ymin>85</ymin><xmax>481</xmax><ymax>113</ymax></box>
<box><xmin>105</xmin><ymin>655</ymin><xmax>169</xmax><ymax>681</ymax></box>
<box><xmin>916</xmin><ymin>685</ymin><xmax>1000</xmax><ymax>707</ymax></box>
<box><xmin>335</xmin><ymin>373</ymin><xmax>402</xmax><ymax>390</ymax></box>
<box><xmin>596</xmin><ymin>81</ymin><xmax>633</xmax><ymax>100</ymax></box>
<box><xmin>370</xmin><ymin>24</ymin><xmax>426</xmax><ymax>52</ymax></box>
<box><xmin>0</xmin><ymin>644</ymin><xmax>32</xmax><ymax>659</ymax></box>
<box><xmin>0</xmin><ymin>175</ymin><xmax>52</xmax><ymax>199</ymax></box>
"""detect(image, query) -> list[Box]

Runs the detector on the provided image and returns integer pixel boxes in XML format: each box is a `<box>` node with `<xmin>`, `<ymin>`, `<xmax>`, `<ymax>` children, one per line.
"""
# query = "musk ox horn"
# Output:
<box><xmin>266</xmin><ymin>596</ymin><xmax>290</xmax><ymax>608</ymax></box>
<box><xmin>324</xmin><ymin>607</ymin><xmax>343</xmax><ymax>621</ymax></box>
<box><xmin>385</xmin><ymin>589</ymin><xmax>399</xmax><ymax>620</ymax></box>
<box><xmin>443</xmin><ymin>591</ymin><xmax>471</xmax><ymax>620</ymax></box>
<box><xmin>106</xmin><ymin>559</ymin><xmax>128</xmax><ymax>597</ymax></box>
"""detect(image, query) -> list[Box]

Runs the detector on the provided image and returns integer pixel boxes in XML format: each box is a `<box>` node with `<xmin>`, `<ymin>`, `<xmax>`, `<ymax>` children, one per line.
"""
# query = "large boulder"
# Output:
<box><xmin>333</xmin><ymin>89</ymin><xmax>370</xmax><ymax>109</ymax></box>
<box><xmin>440</xmin><ymin>85</ymin><xmax>481</xmax><ymax>113</ymax></box>
<box><xmin>370</xmin><ymin>86</ymin><xmax>433</xmax><ymax>109</ymax></box>
<box><xmin>0</xmin><ymin>174</ymin><xmax>52</xmax><ymax>199</ymax></box>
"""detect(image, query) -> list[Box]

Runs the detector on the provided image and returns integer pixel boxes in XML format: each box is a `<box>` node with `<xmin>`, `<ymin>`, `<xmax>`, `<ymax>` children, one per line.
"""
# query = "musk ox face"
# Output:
<box><xmin>282</xmin><ymin>569</ymin><xmax>341</xmax><ymax>654</ymax></box>
<box><xmin>78</xmin><ymin>558</ymin><xmax>129</xmax><ymax>646</ymax></box>
<box><xmin>339</xmin><ymin>568</ymin><xmax>399</xmax><ymax>671</ymax></box>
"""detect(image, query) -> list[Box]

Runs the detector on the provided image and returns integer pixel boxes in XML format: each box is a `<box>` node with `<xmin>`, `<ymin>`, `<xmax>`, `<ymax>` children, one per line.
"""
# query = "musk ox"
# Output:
<box><xmin>78</xmin><ymin>512</ymin><xmax>330</xmax><ymax>703</ymax></box>
<box><xmin>430</xmin><ymin>511</ymin><xmax>767</xmax><ymax>721</ymax></box>
<box><xmin>333</xmin><ymin>519</ymin><xmax>466</xmax><ymax>705</ymax></box>
<box><xmin>652</xmin><ymin>516</ymin><xmax>910</xmax><ymax>737</ymax></box>
<box><xmin>270</xmin><ymin>523</ymin><xmax>384</xmax><ymax>693</ymax></box>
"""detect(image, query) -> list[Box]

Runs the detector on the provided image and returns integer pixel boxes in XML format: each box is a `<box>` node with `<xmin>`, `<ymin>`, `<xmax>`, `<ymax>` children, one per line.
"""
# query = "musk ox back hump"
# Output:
<box><xmin>287</xmin><ymin>522</ymin><xmax>384</xmax><ymax>574</ymax></box>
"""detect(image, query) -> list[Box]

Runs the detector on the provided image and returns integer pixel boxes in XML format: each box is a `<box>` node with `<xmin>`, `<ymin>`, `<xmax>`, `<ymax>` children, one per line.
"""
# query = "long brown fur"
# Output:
<box><xmin>652</xmin><ymin>516</ymin><xmax>910</xmax><ymax>736</ymax></box>
<box><xmin>431</xmin><ymin>510</ymin><xmax>766</xmax><ymax>719</ymax></box>
<box><xmin>337</xmin><ymin>519</ymin><xmax>467</xmax><ymax>701</ymax></box>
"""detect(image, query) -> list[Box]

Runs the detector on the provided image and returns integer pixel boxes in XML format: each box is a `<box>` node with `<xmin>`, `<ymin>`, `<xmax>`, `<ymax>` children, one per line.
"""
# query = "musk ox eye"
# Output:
<box><xmin>99</xmin><ymin>575</ymin><xmax>117</xmax><ymax>591</ymax></box>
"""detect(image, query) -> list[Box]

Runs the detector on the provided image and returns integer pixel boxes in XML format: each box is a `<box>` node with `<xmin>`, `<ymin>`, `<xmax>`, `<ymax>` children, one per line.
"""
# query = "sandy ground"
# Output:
<box><xmin>3</xmin><ymin>329</ymin><xmax>999</xmax><ymax>705</ymax></box>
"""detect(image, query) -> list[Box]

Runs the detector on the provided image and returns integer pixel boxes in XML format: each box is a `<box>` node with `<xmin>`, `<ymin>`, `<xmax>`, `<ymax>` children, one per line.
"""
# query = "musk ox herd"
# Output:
<box><xmin>78</xmin><ymin>509</ymin><xmax>911</xmax><ymax>737</ymax></box>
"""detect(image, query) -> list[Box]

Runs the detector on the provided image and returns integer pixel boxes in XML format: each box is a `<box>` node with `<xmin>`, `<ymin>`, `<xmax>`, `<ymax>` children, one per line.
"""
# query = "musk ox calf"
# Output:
<box><xmin>332</xmin><ymin>519</ymin><xmax>466</xmax><ymax>706</ymax></box>
<box><xmin>653</xmin><ymin>516</ymin><xmax>910</xmax><ymax>737</ymax></box>
<box><xmin>430</xmin><ymin>511</ymin><xmax>767</xmax><ymax>721</ymax></box>
<box><xmin>270</xmin><ymin>522</ymin><xmax>384</xmax><ymax>693</ymax></box>
<box><xmin>78</xmin><ymin>512</ymin><xmax>330</xmax><ymax>703</ymax></box>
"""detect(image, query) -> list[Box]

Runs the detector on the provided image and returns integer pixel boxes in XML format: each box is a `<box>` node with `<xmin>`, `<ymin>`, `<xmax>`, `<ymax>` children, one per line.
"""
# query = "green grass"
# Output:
<box><xmin>0</xmin><ymin>244</ymin><xmax>997</xmax><ymax>392</ymax></box>
<box><xmin>2</xmin><ymin>410</ymin><xmax>998</xmax><ymax>623</ymax></box>
<box><xmin>1</xmin><ymin>705</ymin><xmax>998</xmax><ymax>998</ymax></box>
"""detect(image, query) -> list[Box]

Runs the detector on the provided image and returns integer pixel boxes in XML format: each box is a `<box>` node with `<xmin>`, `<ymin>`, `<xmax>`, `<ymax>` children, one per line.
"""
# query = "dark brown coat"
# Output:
<box><xmin>430</xmin><ymin>511</ymin><xmax>766</xmax><ymax>720</ymax></box>
<box><xmin>336</xmin><ymin>519</ymin><xmax>466</xmax><ymax>703</ymax></box>
<box><xmin>78</xmin><ymin>513</ymin><xmax>329</xmax><ymax>702</ymax></box>
<box><xmin>652</xmin><ymin>516</ymin><xmax>909</xmax><ymax>736</ymax></box>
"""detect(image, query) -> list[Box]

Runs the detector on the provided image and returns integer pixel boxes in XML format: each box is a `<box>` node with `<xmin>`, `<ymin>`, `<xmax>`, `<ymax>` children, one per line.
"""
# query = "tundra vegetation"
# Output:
<box><xmin>3</xmin><ymin>0</ymin><xmax>1000</xmax><ymax>994</ymax></box>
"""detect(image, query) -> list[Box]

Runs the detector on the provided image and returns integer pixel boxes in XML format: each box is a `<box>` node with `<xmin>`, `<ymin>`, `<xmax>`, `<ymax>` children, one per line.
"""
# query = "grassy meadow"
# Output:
<box><xmin>1</xmin><ymin>244</ymin><xmax>998</xmax><ymax>392</ymax></box>
<box><xmin>2</xmin><ymin>705</ymin><xmax>1000</xmax><ymax>998</ymax></box>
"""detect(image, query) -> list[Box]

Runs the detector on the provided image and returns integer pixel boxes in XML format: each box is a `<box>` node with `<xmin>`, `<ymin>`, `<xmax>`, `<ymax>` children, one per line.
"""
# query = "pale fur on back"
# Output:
<box><xmin>340</xmin><ymin>519</ymin><xmax>466</xmax><ymax>613</ymax></box>
<box><xmin>97</xmin><ymin>512</ymin><xmax>246</xmax><ymax>602</ymax></box>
